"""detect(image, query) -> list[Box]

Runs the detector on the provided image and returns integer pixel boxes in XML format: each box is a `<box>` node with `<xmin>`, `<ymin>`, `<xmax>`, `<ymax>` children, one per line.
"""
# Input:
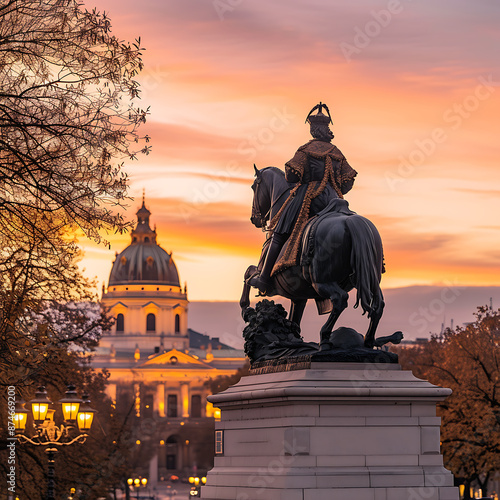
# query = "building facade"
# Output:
<box><xmin>93</xmin><ymin>200</ymin><xmax>246</xmax><ymax>484</ymax></box>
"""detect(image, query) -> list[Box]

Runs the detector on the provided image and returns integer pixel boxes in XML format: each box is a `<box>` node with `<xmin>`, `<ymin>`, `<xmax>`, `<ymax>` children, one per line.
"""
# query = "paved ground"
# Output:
<box><xmin>126</xmin><ymin>482</ymin><xmax>192</xmax><ymax>500</ymax></box>
<box><xmin>153</xmin><ymin>482</ymin><xmax>191</xmax><ymax>500</ymax></box>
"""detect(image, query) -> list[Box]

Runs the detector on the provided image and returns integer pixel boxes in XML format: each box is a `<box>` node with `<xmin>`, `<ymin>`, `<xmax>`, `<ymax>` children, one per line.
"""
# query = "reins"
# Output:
<box><xmin>253</xmin><ymin>172</ymin><xmax>289</xmax><ymax>232</ymax></box>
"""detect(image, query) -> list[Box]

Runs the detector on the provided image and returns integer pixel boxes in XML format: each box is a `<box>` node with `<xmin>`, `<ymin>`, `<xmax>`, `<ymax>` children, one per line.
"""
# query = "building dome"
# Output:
<box><xmin>108</xmin><ymin>200</ymin><xmax>181</xmax><ymax>286</ymax></box>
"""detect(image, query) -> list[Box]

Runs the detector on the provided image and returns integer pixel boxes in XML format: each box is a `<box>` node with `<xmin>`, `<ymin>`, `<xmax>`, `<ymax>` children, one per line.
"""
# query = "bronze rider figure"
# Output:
<box><xmin>247</xmin><ymin>102</ymin><xmax>357</xmax><ymax>294</ymax></box>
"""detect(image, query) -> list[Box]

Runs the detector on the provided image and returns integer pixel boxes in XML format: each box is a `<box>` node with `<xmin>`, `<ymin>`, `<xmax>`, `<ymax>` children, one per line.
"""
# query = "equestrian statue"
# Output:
<box><xmin>241</xmin><ymin>103</ymin><xmax>401</xmax><ymax>355</ymax></box>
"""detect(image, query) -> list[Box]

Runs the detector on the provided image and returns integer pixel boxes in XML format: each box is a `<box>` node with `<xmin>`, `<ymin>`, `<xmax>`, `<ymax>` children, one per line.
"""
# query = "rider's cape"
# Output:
<box><xmin>270</xmin><ymin>140</ymin><xmax>357</xmax><ymax>275</ymax></box>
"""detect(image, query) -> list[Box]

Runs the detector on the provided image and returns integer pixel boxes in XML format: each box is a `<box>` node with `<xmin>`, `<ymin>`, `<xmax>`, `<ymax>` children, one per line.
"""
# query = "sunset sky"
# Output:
<box><xmin>80</xmin><ymin>0</ymin><xmax>500</xmax><ymax>301</ymax></box>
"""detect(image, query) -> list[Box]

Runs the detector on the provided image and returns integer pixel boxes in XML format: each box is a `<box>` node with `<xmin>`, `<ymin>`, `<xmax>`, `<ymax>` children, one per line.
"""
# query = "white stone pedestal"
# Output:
<box><xmin>202</xmin><ymin>363</ymin><xmax>459</xmax><ymax>500</ymax></box>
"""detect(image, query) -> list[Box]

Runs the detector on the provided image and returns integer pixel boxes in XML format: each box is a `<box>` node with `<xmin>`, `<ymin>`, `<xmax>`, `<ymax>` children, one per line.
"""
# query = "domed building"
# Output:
<box><xmin>101</xmin><ymin>199</ymin><xmax>189</xmax><ymax>354</ymax></box>
<box><xmin>94</xmin><ymin>199</ymin><xmax>246</xmax><ymax>488</ymax></box>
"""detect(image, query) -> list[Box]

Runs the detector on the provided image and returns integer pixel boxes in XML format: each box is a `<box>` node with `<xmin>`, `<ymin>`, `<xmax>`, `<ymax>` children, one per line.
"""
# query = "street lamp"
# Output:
<box><xmin>77</xmin><ymin>394</ymin><xmax>97</xmax><ymax>431</ymax></box>
<box><xmin>14</xmin><ymin>385</ymin><xmax>97</xmax><ymax>500</ymax></box>
<box><xmin>189</xmin><ymin>477</ymin><xmax>205</xmax><ymax>497</ymax></box>
<box><xmin>127</xmin><ymin>477</ymin><xmax>148</xmax><ymax>499</ymax></box>
<box><xmin>29</xmin><ymin>386</ymin><xmax>51</xmax><ymax>424</ymax></box>
<box><xmin>58</xmin><ymin>385</ymin><xmax>82</xmax><ymax>422</ymax></box>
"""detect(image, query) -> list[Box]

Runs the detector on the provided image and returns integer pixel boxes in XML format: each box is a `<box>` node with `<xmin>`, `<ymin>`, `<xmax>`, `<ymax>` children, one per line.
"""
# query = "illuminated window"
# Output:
<box><xmin>116</xmin><ymin>313</ymin><xmax>124</xmax><ymax>333</ymax></box>
<box><xmin>175</xmin><ymin>314</ymin><xmax>180</xmax><ymax>334</ymax></box>
<box><xmin>147</xmin><ymin>313</ymin><xmax>156</xmax><ymax>332</ymax></box>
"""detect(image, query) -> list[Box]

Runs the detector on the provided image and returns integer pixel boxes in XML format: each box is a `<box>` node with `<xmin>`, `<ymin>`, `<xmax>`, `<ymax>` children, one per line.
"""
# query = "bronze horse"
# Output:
<box><xmin>240</xmin><ymin>166</ymin><xmax>385</xmax><ymax>349</ymax></box>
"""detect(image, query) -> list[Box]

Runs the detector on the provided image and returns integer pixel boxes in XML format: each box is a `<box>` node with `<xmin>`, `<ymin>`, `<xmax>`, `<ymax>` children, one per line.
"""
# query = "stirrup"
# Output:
<box><xmin>247</xmin><ymin>273</ymin><xmax>271</xmax><ymax>295</ymax></box>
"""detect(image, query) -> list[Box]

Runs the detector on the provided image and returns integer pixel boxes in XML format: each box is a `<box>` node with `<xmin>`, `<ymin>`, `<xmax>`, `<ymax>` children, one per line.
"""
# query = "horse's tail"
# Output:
<box><xmin>345</xmin><ymin>215</ymin><xmax>384</xmax><ymax>317</ymax></box>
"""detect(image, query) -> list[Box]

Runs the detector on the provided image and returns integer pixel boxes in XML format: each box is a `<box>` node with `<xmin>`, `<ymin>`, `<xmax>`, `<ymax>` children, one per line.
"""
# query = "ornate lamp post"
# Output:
<box><xmin>14</xmin><ymin>385</ymin><xmax>97</xmax><ymax>500</ymax></box>
<box><xmin>127</xmin><ymin>477</ymin><xmax>148</xmax><ymax>499</ymax></box>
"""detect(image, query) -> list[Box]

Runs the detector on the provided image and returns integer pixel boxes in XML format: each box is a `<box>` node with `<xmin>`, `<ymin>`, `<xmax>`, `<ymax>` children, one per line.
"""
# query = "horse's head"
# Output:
<box><xmin>250</xmin><ymin>165</ymin><xmax>288</xmax><ymax>229</ymax></box>
<box><xmin>250</xmin><ymin>165</ymin><xmax>271</xmax><ymax>228</ymax></box>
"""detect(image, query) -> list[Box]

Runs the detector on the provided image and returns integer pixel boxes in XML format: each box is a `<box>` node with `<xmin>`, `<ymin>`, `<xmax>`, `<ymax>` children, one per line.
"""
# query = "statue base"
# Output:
<box><xmin>202</xmin><ymin>363</ymin><xmax>458</xmax><ymax>500</ymax></box>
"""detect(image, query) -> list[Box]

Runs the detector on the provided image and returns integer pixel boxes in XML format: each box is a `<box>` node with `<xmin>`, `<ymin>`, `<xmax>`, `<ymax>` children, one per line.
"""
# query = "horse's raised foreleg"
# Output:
<box><xmin>289</xmin><ymin>299</ymin><xmax>307</xmax><ymax>330</ymax></box>
<box><xmin>240</xmin><ymin>265</ymin><xmax>257</xmax><ymax>314</ymax></box>
<box><xmin>313</xmin><ymin>282</ymin><xmax>348</xmax><ymax>350</ymax></box>
<box><xmin>364</xmin><ymin>297</ymin><xmax>385</xmax><ymax>348</ymax></box>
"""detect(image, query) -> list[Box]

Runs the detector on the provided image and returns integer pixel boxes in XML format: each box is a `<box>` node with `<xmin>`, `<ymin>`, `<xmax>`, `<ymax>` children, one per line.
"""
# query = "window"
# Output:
<box><xmin>116</xmin><ymin>313</ymin><xmax>124</xmax><ymax>333</ymax></box>
<box><xmin>191</xmin><ymin>395</ymin><xmax>202</xmax><ymax>418</ymax></box>
<box><xmin>167</xmin><ymin>394</ymin><xmax>177</xmax><ymax>418</ymax></box>
<box><xmin>146</xmin><ymin>313</ymin><xmax>156</xmax><ymax>332</ymax></box>
<box><xmin>144</xmin><ymin>237</ymin><xmax>149</xmax><ymax>243</ymax></box>
<box><xmin>175</xmin><ymin>314</ymin><xmax>180</xmax><ymax>334</ymax></box>
<box><xmin>166</xmin><ymin>435</ymin><xmax>178</xmax><ymax>470</ymax></box>
<box><xmin>116</xmin><ymin>391</ymin><xmax>132</xmax><ymax>413</ymax></box>
<box><xmin>215</xmin><ymin>430</ymin><xmax>224</xmax><ymax>455</ymax></box>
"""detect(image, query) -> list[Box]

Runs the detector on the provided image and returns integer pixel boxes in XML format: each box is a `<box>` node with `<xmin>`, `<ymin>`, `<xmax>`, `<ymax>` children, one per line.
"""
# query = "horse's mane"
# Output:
<box><xmin>261</xmin><ymin>166</ymin><xmax>285</xmax><ymax>177</ymax></box>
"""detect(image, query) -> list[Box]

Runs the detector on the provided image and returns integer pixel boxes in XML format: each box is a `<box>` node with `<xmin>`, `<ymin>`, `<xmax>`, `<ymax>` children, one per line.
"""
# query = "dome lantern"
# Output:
<box><xmin>108</xmin><ymin>199</ymin><xmax>181</xmax><ymax>287</ymax></box>
<box><xmin>131</xmin><ymin>194</ymin><xmax>156</xmax><ymax>245</ymax></box>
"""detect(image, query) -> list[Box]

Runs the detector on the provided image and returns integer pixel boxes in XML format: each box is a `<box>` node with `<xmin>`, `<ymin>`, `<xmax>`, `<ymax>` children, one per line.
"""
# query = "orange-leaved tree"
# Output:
<box><xmin>397</xmin><ymin>306</ymin><xmax>500</xmax><ymax>499</ymax></box>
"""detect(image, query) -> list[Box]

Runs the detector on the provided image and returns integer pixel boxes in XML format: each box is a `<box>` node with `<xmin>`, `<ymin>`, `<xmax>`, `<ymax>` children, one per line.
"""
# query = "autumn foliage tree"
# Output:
<box><xmin>0</xmin><ymin>0</ymin><xmax>148</xmax><ymax>497</ymax></box>
<box><xmin>0</xmin><ymin>0</ymin><xmax>149</xmax><ymax>384</ymax></box>
<box><xmin>396</xmin><ymin>306</ymin><xmax>500</xmax><ymax>499</ymax></box>
<box><xmin>0</xmin><ymin>0</ymin><xmax>149</xmax><ymax>242</ymax></box>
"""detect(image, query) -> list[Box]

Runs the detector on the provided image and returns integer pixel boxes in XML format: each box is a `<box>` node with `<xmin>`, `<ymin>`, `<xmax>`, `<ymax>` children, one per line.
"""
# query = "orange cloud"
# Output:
<box><xmin>80</xmin><ymin>0</ymin><xmax>500</xmax><ymax>300</ymax></box>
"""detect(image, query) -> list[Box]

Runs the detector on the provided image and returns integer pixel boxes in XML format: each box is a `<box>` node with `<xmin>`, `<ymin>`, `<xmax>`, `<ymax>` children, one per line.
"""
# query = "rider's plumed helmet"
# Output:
<box><xmin>305</xmin><ymin>102</ymin><xmax>334</xmax><ymax>141</ymax></box>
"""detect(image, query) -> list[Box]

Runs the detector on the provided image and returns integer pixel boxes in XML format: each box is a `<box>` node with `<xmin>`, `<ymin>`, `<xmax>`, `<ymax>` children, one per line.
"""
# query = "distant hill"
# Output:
<box><xmin>188</xmin><ymin>286</ymin><xmax>500</xmax><ymax>349</ymax></box>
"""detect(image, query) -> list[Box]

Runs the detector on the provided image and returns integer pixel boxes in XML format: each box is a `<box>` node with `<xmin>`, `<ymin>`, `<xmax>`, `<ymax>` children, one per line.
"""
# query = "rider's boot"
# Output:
<box><xmin>247</xmin><ymin>233</ymin><xmax>286</xmax><ymax>295</ymax></box>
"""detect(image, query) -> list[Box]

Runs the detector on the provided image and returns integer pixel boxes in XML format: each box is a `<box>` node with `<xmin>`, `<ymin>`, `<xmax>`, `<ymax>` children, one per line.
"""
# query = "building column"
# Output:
<box><xmin>106</xmin><ymin>383</ymin><xmax>117</xmax><ymax>404</ymax></box>
<box><xmin>180</xmin><ymin>382</ymin><xmax>189</xmax><ymax>418</ymax></box>
<box><xmin>156</xmin><ymin>383</ymin><xmax>165</xmax><ymax>417</ymax></box>
<box><xmin>149</xmin><ymin>453</ymin><xmax>158</xmax><ymax>487</ymax></box>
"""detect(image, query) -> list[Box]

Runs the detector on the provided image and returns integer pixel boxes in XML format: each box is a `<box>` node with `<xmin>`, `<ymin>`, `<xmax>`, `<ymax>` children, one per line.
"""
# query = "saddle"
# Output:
<box><xmin>301</xmin><ymin>198</ymin><xmax>355</xmax><ymax>267</ymax></box>
<box><xmin>273</xmin><ymin>198</ymin><xmax>356</xmax><ymax>274</ymax></box>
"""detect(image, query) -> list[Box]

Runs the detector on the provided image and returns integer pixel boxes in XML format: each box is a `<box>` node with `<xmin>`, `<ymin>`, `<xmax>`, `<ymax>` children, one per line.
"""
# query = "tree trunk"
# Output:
<box><xmin>477</xmin><ymin>472</ymin><xmax>490</xmax><ymax>498</ymax></box>
<box><xmin>463</xmin><ymin>480</ymin><xmax>473</xmax><ymax>500</ymax></box>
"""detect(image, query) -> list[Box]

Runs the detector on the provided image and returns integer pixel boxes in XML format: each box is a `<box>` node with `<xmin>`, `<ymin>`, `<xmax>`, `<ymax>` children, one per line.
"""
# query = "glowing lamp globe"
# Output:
<box><xmin>29</xmin><ymin>386</ymin><xmax>52</xmax><ymax>424</ymax></box>
<box><xmin>77</xmin><ymin>410</ymin><xmax>94</xmax><ymax>431</ymax></box>
<box><xmin>141</xmin><ymin>478</ymin><xmax>147</xmax><ymax>486</ymax></box>
<box><xmin>13</xmin><ymin>400</ymin><xmax>29</xmax><ymax>431</ymax></box>
<box><xmin>58</xmin><ymin>385</ymin><xmax>83</xmax><ymax>422</ymax></box>
<box><xmin>77</xmin><ymin>395</ymin><xmax>97</xmax><ymax>431</ymax></box>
